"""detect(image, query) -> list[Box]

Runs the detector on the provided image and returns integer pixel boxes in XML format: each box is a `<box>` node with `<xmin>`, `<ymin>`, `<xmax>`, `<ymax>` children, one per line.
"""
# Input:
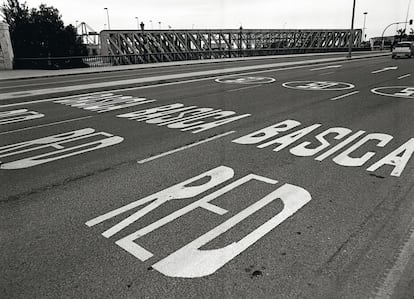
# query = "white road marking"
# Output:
<box><xmin>0</xmin><ymin>128</ymin><xmax>123</xmax><ymax>169</ymax></box>
<box><xmin>372</xmin><ymin>86</ymin><xmax>414</xmax><ymax>99</ymax></box>
<box><xmin>152</xmin><ymin>183</ymin><xmax>311</xmax><ymax>278</ymax></box>
<box><xmin>310</xmin><ymin>65</ymin><xmax>342</xmax><ymax>71</ymax></box>
<box><xmin>233</xmin><ymin>119</ymin><xmax>414</xmax><ymax>177</ymax></box>
<box><xmin>55</xmin><ymin>93</ymin><xmax>156</xmax><ymax>113</ymax></box>
<box><xmin>118</xmin><ymin>104</ymin><xmax>249</xmax><ymax>134</ymax></box>
<box><xmin>398</xmin><ymin>74</ymin><xmax>411</xmax><ymax>80</ymax></box>
<box><xmin>86</xmin><ymin>166</ymin><xmax>235</xmax><ymax>229</ymax></box>
<box><xmin>0</xmin><ymin>109</ymin><xmax>44</xmax><ymax>125</ymax></box>
<box><xmin>329</xmin><ymin>91</ymin><xmax>360</xmax><ymax>101</ymax></box>
<box><xmin>283</xmin><ymin>81</ymin><xmax>355</xmax><ymax>91</ymax></box>
<box><xmin>0</xmin><ymin>116</ymin><xmax>93</xmax><ymax>135</ymax></box>
<box><xmin>371</xmin><ymin>66</ymin><xmax>398</xmax><ymax>74</ymax></box>
<box><xmin>226</xmin><ymin>85</ymin><xmax>262</xmax><ymax>92</ymax></box>
<box><xmin>137</xmin><ymin>131</ymin><xmax>235</xmax><ymax>164</ymax></box>
<box><xmin>1</xmin><ymin>59</ymin><xmax>348</xmax><ymax>100</ymax></box>
<box><xmin>216</xmin><ymin>76</ymin><xmax>275</xmax><ymax>84</ymax></box>
<box><xmin>0</xmin><ymin>55</ymin><xmax>389</xmax><ymax>107</ymax></box>
<box><xmin>86</xmin><ymin>165</ymin><xmax>312</xmax><ymax>278</ymax></box>
<box><xmin>319</xmin><ymin>72</ymin><xmax>335</xmax><ymax>76</ymax></box>
<box><xmin>374</xmin><ymin>219</ymin><xmax>414</xmax><ymax>298</ymax></box>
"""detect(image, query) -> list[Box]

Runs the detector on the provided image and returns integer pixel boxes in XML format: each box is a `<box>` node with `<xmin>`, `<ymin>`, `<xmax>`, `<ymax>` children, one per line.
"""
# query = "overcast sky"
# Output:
<box><xmin>11</xmin><ymin>0</ymin><xmax>414</xmax><ymax>37</ymax></box>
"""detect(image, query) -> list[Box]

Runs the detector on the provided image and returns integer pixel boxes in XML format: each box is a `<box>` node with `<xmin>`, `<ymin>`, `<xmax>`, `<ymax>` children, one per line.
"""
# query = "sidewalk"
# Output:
<box><xmin>0</xmin><ymin>51</ymin><xmax>389</xmax><ymax>81</ymax></box>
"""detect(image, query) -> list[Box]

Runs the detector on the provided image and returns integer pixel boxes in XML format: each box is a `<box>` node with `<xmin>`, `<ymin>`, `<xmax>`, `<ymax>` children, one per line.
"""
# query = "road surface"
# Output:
<box><xmin>1</xmin><ymin>53</ymin><xmax>413</xmax><ymax>298</ymax></box>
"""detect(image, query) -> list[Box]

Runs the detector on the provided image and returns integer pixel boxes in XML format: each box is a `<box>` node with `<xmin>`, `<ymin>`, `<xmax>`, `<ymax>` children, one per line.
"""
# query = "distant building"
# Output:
<box><xmin>370</xmin><ymin>36</ymin><xmax>394</xmax><ymax>50</ymax></box>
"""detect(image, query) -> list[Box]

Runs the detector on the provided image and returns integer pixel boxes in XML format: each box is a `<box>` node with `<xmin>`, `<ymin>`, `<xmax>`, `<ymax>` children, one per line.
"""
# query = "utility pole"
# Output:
<box><xmin>405</xmin><ymin>0</ymin><xmax>412</xmax><ymax>31</ymax></box>
<box><xmin>348</xmin><ymin>0</ymin><xmax>356</xmax><ymax>58</ymax></box>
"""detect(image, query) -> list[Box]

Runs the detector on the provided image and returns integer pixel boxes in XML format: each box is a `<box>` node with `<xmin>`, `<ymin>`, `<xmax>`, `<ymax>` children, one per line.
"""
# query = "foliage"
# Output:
<box><xmin>1</xmin><ymin>0</ymin><xmax>87</xmax><ymax>69</ymax></box>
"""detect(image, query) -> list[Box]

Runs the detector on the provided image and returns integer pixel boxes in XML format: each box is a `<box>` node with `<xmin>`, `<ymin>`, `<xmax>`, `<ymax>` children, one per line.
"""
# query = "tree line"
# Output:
<box><xmin>1</xmin><ymin>0</ymin><xmax>87</xmax><ymax>69</ymax></box>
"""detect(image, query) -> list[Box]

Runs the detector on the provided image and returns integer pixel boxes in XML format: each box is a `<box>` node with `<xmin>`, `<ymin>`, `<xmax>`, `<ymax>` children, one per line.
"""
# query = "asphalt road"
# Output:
<box><xmin>1</xmin><ymin>54</ymin><xmax>414</xmax><ymax>298</ymax></box>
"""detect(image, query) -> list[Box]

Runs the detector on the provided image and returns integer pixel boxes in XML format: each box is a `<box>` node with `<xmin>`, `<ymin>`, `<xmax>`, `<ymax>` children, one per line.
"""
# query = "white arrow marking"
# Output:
<box><xmin>310</xmin><ymin>65</ymin><xmax>342</xmax><ymax>71</ymax></box>
<box><xmin>371</xmin><ymin>66</ymin><xmax>398</xmax><ymax>74</ymax></box>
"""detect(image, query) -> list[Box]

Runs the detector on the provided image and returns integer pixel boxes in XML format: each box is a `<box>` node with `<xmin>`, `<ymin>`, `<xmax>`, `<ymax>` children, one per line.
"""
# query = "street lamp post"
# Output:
<box><xmin>405</xmin><ymin>0</ymin><xmax>412</xmax><ymax>31</ymax></box>
<box><xmin>381</xmin><ymin>21</ymin><xmax>410</xmax><ymax>50</ymax></box>
<box><xmin>347</xmin><ymin>0</ymin><xmax>356</xmax><ymax>58</ymax></box>
<box><xmin>363</xmin><ymin>12</ymin><xmax>368</xmax><ymax>42</ymax></box>
<box><xmin>149</xmin><ymin>20</ymin><xmax>153</xmax><ymax>29</ymax></box>
<box><xmin>135</xmin><ymin>17</ymin><xmax>139</xmax><ymax>29</ymax></box>
<box><xmin>104</xmin><ymin>8</ymin><xmax>110</xmax><ymax>30</ymax></box>
<box><xmin>158</xmin><ymin>21</ymin><xmax>161</xmax><ymax>30</ymax></box>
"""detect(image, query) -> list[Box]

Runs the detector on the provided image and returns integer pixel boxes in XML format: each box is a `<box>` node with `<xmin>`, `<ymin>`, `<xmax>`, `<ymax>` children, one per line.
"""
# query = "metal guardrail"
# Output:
<box><xmin>13</xmin><ymin>47</ymin><xmax>371</xmax><ymax>69</ymax></box>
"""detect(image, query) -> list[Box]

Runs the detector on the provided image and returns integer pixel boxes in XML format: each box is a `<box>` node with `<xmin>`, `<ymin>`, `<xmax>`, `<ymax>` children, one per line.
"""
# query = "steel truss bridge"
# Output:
<box><xmin>100</xmin><ymin>29</ymin><xmax>363</xmax><ymax>65</ymax></box>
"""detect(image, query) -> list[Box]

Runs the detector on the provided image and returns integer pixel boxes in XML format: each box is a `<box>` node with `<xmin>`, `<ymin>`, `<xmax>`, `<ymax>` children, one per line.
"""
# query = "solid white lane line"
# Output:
<box><xmin>374</xmin><ymin>219</ymin><xmax>414</xmax><ymax>298</ymax></box>
<box><xmin>137</xmin><ymin>131</ymin><xmax>235</xmax><ymax>164</ymax></box>
<box><xmin>398</xmin><ymin>74</ymin><xmax>411</xmax><ymax>80</ymax></box>
<box><xmin>329</xmin><ymin>91</ymin><xmax>360</xmax><ymax>101</ymax></box>
<box><xmin>0</xmin><ymin>115</ymin><xmax>94</xmax><ymax>135</ymax></box>
<box><xmin>227</xmin><ymin>85</ymin><xmax>262</xmax><ymax>92</ymax></box>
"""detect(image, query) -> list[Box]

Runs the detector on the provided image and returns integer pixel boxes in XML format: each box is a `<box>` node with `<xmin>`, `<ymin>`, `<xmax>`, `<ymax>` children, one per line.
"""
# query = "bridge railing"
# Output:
<box><xmin>13</xmin><ymin>47</ymin><xmax>371</xmax><ymax>69</ymax></box>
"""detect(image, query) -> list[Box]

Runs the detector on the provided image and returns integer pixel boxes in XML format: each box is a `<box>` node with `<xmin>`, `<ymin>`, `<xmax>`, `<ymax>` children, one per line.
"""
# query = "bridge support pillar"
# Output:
<box><xmin>0</xmin><ymin>22</ymin><xmax>14</xmax><ymax>70</ymax></box>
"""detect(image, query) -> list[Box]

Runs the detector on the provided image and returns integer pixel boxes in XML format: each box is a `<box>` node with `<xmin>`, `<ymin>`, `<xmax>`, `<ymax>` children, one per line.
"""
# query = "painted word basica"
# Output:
<box><xmin>233</xmin><ymin>119</ymin><xmax>414</xmax><ymax>177</ymax></box>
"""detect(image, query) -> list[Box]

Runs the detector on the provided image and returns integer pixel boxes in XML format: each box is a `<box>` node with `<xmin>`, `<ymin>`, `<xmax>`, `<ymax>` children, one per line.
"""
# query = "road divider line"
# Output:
<box><xmin>0</xmin><ymin>115</ymin><xmax>94</xmax><ymax>135</ymax></box>
<box><xmin>137</xmin><ymin>131</ymin><xmax>235</xmax><ymax>164</ymax></box>
<box><xmin>398</xmin><ymin>74</ymin><xmax>411</xmax><ymax>80</ymax></box>
<box><xmin>330</xmin><ymin>91</ymin><xmax>360</xmax><ymax>101</ymax></box>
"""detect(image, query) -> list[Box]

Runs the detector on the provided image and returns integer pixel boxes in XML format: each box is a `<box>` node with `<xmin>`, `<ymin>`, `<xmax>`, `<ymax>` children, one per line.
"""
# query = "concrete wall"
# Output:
<box><xmin>0</xmin><ymin>22</ymin><xmax>14</xmax><ymax>70</ymax></box>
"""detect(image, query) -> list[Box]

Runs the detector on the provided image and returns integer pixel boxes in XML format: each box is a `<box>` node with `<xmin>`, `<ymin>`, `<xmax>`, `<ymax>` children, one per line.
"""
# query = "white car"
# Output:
<box><xmin>392</xmin><ymin>41</ymin><xmax>414</xmax><ymax>58</ymax></box>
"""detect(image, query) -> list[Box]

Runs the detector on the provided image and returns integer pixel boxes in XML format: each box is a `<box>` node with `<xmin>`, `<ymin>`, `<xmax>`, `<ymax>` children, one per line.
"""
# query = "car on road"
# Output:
<box><xmin>392</xmin><ymin>41</ymin><xmax>414</xmax><ymax>59</ymax></box>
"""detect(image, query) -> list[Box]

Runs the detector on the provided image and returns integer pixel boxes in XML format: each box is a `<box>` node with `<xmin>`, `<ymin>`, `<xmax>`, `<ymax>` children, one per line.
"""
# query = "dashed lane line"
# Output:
<box><xmin>330</xmin><ymin>91</ymin><xmax>360</xmax><ymax>101</ymax></box>
<box><xmin>137</xmin><ymin>131</ymin><xmax>236</xmax><ymax>164</ymax></box>
<box><xmin>397</xmin><ymin>74</ymin><xmax>411</xmax><ymax>80</ymax></box>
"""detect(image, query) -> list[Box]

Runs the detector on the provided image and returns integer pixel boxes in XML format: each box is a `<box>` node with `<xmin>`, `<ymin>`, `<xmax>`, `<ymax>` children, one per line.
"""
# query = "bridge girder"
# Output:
<box><xmin>100</xmin><ymin>29</ymin><xmax>362</xmax><ymax>64</ymax></box>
